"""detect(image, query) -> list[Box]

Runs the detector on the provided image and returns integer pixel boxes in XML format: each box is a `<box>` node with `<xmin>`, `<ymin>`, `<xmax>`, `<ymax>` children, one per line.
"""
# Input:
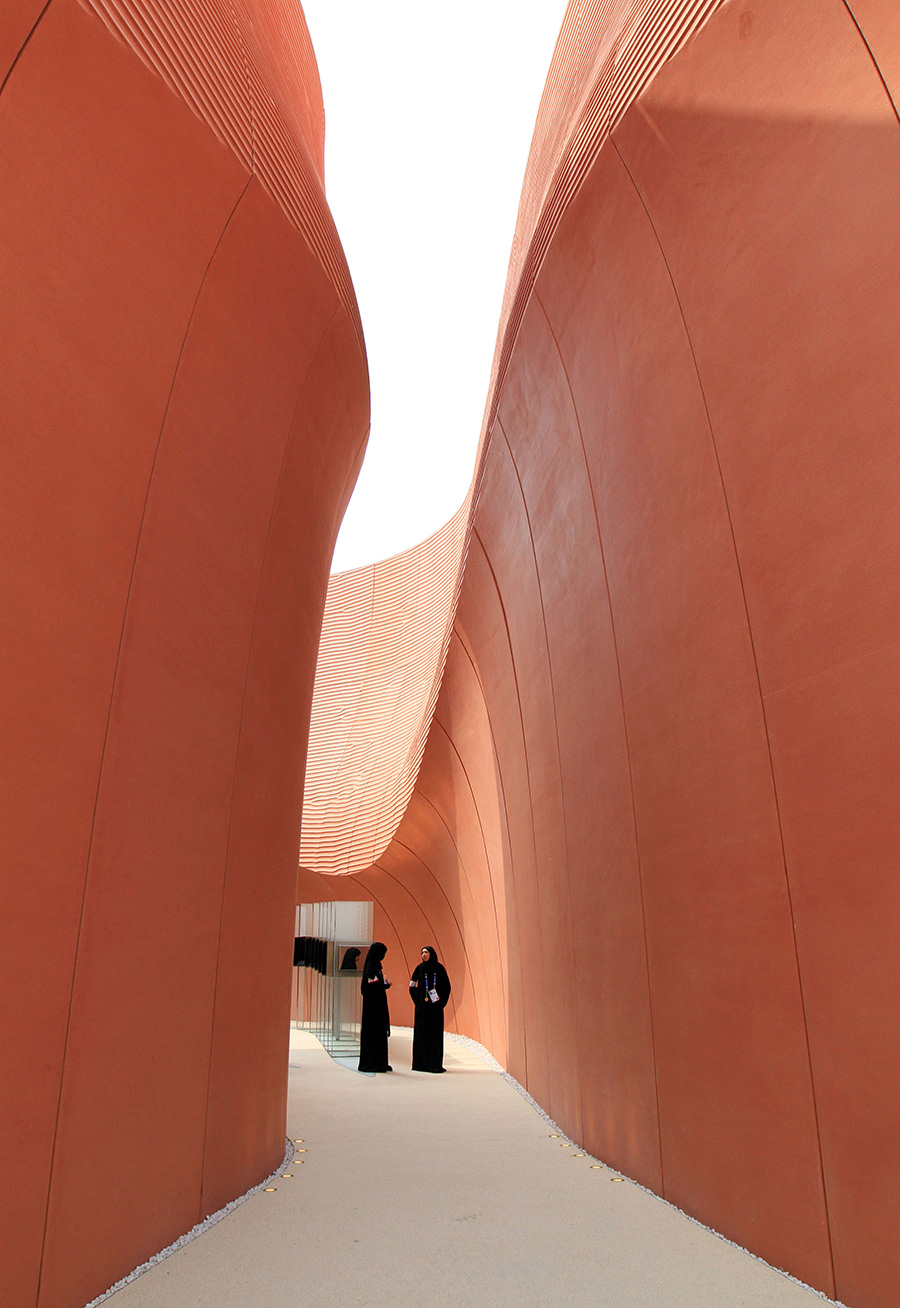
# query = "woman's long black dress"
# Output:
<box><xmin>358</xmin><ymin>942</ymin><xmax>391</xmax><ymax>1073</ymax></box>
<box><xmin>410</xmin><ymin>947</ymin><xmax>451</xmax><ymax>1073</ymax></box>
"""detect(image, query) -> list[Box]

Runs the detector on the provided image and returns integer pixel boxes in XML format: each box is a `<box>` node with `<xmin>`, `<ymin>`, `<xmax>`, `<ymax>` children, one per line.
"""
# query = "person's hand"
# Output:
<box><xmin>409</xmin><ymin>979</ymin><xmax>417</xmax><ymax>988</ymax></box>
<box><xmin>384</xmin><ymin>978</ymin><xmax>392</xmax><ymax>988</ymax></box>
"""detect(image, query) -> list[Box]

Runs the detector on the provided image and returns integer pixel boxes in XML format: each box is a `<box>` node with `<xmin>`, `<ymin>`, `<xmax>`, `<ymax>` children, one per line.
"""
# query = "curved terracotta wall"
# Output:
<box><xmin>481</xmin><ymin>0</ymin><xmax>725</xmax><ymax>480</ymax></box>
<box><xmin>0</xmin><ymin>1</ymin><xmax>368</xmax><ymax>1304</ymax></box>
<box><xmin>300</xmin><ymin>498</ymin><xmax>470</xmax><ymax>876</ymax></box>
<box><xmin>340</xmin><ymin>3</ymin><xmax>900</xmax><ymax>1306</ymax></box>
<box><xmin>300</xmin><ymin>0</ymin><xmax>725</xmax><ymax>883</ymax></box>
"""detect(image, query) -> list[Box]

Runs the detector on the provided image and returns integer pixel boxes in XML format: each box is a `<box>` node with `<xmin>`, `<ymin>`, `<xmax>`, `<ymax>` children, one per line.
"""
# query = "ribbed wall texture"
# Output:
<box><xmin>335</xmin><ymin>3</ymin><xmax>900</xmax><ymax>1308</ymax></box>
<box><xmin>0</xmin><ymin>1</ymin><xmax>368</xmax><ymax>1305</ymax></box>
<box><xmin>301</xmin><ymin>498</ymin><xmax>470</xmax><ymax>875</ymax></box>
<box><xmin>300</xmin><ymin>0</ymin><xmax>723</xmax><ymax>881</ymax></box>
<box><xmin>475</xmin><ymin>0</ymin><xmax>724</xmax><ymax>482</ymax></box>
<box><xmin>80</xmin><ymin>0</ymin><xmax>363</xmax><ymax>346</ymax></box>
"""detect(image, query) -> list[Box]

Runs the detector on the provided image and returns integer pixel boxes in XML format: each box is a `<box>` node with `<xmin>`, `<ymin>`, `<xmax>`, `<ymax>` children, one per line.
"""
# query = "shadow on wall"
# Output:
<box><xmin>338</xmin><ymin>6</ymin><xmax>900</xmax><ymax>1307</ymax></box>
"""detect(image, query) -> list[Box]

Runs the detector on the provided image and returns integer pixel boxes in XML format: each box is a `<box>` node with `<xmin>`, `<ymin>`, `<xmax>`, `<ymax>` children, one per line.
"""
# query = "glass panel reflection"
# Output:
<box><xmin>292</xmin><ymin>901</ymin><xmax>373</xmax><ymax>1060</ymax></box>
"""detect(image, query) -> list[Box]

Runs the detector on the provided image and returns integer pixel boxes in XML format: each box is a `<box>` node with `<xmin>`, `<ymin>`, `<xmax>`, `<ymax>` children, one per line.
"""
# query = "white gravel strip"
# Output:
<box><xmin>445</xmin><ymin>1030</ymin><xmax>846</xmax><ymax>1308</ymax></box>
<box><xmin>82</xmin><ymin>1138</ymin><xmax>294</xmax><ymax>1306</ymax></box>
<box><xmin>79</xmin><ymin>1028</ymin><xmax>845</xmax><ymax>1306</ymax></box>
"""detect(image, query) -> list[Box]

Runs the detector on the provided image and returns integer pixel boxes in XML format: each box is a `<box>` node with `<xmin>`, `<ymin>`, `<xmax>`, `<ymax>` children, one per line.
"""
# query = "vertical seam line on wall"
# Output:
<box><xmin>481</xmin><ymin>428</ymin><xmax>564</xmax><ymax>1117</ymax></box>
<box><xmin>470</xmin><ymin>521</ymin><xmax>547</xmax><ymax>1102</ymax></box>
<box><xmin>436</xmin><ymin>648</ymin><xmax>510</xmax><ymax>1035</ymax></box>
<box><xmin>363</xmin><ymin>866</ymin><xmax>441</xmax><ymax>1020</ymax></box>
<box><xmin>426</xmin><ymin>716</ymin><xmax>507</xmax><ymax>1030</ymax></box>
<box><xmin>363</xmin><ymin>865</ymin><xmax>454</xmax><ymax>1026</ymax></box>
<box><xmin>453</xmin><ymin>622</ymin><xmax>523</xmax><ymax>1076</ymax></box>
<box><xmin>334</xmin><ymin>422</ymin><xmax>372</xmax><ymax>537</ymax></box>
<box><xmin>390</xmin><ymin>808</ymin><xmax>487</xmax><ymax>1042</ymax></box>
<box><xmin>611</xmin><ymin>138</ymin><xmax>836</xmax><ymax>1288</ymax></box>
<box><xmin>0</xmin><ymin>0</ymin><xmax>53</xmax><ymax>98</ymax></box>
<box><xmin>413</xmin><ymin>767</ymin><xmax>492</xmax><ymax>1047</ymax></box>
<box><xmin>529</xmin><ymin>287</ymin><xmax>664</xmax><ymax>1187</ymax></box>
<box><xmin>34</xmin><ymin>173</ymin><xmax>252</xmax><ymax>1305</ymax></box>
<box><xmin>348</xmin><ymin>873</ymin><xmax>415</xmax><ymax>1009</ymax></box>
<box><xmin>367</xmin><ymin>852</ymin><xmax>472</xmax><ymax>1036</ymax></box>
<box><xmin>841</xmin><ymin>0</ymin><xmax>900</xmax><ymax>126</ymax></box>
<box><xmin>198</xmin><ymin>299</ymin><xmax>342</xmax><ymax>1218</ymax></box>
<box><xmin>495</xmin><ymin>415</ymin><xmax>585</xmax><ymax>1142</ymax></box>
<box><xmin>298</xmin><ymin>416</ymin><xmax>371</xmax><ymax>866</ymax></box>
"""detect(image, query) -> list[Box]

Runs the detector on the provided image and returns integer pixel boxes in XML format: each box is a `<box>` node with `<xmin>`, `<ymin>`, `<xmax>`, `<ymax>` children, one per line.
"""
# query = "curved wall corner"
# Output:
<box><xmin>300</xmin><ymin>497</ymin><xmax>471</xmax><ymax>877</ymax></box>
<box><xmin>0</xmin><ymin>2</ymin><xmax>369</xmax><ymax>1305</ymax></box>
<box><xmin>341</xmin><ymin>3</ymin><xmax>900</xmax><ymax>1306</ymax></box>
<box><xmin>298</xmin><ymin>0</ymin><xmax>731</xmax><ymax>890</ymax></box>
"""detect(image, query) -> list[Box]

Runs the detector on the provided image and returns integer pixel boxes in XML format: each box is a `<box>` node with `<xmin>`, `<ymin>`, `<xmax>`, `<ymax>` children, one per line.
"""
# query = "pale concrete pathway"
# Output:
<box><xmin>106</xmin><ymin>1029</ymin><xmax>836</xmax><ymax>1308</ymax></box>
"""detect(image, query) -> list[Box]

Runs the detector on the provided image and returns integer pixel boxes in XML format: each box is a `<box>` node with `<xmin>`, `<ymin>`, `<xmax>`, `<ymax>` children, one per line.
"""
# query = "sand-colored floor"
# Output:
<box><xmin>104</xmin><ymin>1028</ymin><xmax>836</xmax><ymax>1307</ymax></box>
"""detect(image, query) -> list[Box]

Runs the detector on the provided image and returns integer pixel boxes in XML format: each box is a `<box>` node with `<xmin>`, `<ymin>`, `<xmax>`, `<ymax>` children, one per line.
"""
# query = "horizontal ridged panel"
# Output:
<box><xmin>300</xmin><ymin>0</ymin><xmax>724</xmax><ymax>878</ymax></box>
<box><xmin>475</xmin><ymin>0</ymin><xmax>724</xmax><ymax>492</ymax></box>
<box><xmin>79</xmin><ymin>0</ymin><xmax>363</xmax><ymax>348</ymax></box>
<box><xmin>300</xmin><ymin>497</ymin><xmax>471</xmax><ymax>875</ymax></box>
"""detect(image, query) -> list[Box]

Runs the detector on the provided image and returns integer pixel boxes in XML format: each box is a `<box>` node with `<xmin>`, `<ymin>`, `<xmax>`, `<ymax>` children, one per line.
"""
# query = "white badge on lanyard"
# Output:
<box><xmin>427</xmin><ymin>974</ymin><xmax>439</xmax><ymax>1004</ymax></box>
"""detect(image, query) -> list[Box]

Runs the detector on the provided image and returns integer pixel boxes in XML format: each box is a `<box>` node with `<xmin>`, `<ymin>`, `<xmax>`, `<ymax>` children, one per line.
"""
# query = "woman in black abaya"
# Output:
<box><xmin>409</xmin><ymin>946</ymin><xmax>451</xmax><ymax>1072</ymax></box>
<box><xmin>358</xmin><ymin>942</ymin><xmax>392</xmax><ymax>1073</ymax></box>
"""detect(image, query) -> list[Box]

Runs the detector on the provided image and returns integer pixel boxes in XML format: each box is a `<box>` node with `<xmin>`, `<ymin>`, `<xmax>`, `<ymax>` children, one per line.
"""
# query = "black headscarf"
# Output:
<box><xmin>361</xmin><ymin>942</ymin><xmax>387</xmax><ymax>991</ymax></box>
<box><xmin>411</xmin><ymin>946</ymin><xmax>451</xmax><ymax>1005</ymax></box>
<box><xmin>340</xmin><ymin>947</ymin><xmax>361</xmax><ymax>970</ymax></box>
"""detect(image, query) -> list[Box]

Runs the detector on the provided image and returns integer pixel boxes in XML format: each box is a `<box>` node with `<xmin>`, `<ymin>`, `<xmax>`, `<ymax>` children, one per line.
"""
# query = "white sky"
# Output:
<box><xmin>300</xmin><ymin>1</ymin><xmax>569</xmax><ymax>574</ymax></box>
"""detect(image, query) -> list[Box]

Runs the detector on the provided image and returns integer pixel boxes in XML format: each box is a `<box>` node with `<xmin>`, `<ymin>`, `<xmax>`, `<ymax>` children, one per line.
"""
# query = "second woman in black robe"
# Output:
<box><xmin>409</xmin><ymin>946</ymin><xmax>451</xmax><ymax>1073</ymax></box>
<box><xmin>358</xmin><ymin>942</ymin><xmax>392</xmax><ymax>1072</ymax></box>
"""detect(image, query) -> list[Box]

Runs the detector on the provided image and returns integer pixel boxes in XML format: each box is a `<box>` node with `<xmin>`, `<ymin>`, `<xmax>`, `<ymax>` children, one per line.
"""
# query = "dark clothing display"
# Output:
<box><xmin>358</xmin><ymin>942</ymin><xmax>391</xmax><ymax>1073</ymax></box>
<box><xmin>340</xmin><ymin>947</ymin><xmax>361</xmax><ymax>970</ymax></box>
<box><xmin>409</xmin><ymin>947</ymin><xmax>451</xmax><ymax>1073</ymax></box>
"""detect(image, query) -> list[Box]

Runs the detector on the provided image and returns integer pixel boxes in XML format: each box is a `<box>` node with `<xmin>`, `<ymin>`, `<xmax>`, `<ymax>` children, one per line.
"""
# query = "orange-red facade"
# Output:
<box><xmin>300</xmin><ymin>499</ymin><xmax>470</xmax><ymax>876</ymax></box>
<box><xmin>332</xmin><ymin>5</ymin><xmax>900</xmax><ymax>1308</ymax></box>
<box><xmin>1</xmin><ymin>1</ymin><xmax>368</xmax><ymax>1304</ymax></box>
<box><xmin>5</xmin><ymin>1</ymin><xmax>900</xmax><ymax>1307</ymax></box>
